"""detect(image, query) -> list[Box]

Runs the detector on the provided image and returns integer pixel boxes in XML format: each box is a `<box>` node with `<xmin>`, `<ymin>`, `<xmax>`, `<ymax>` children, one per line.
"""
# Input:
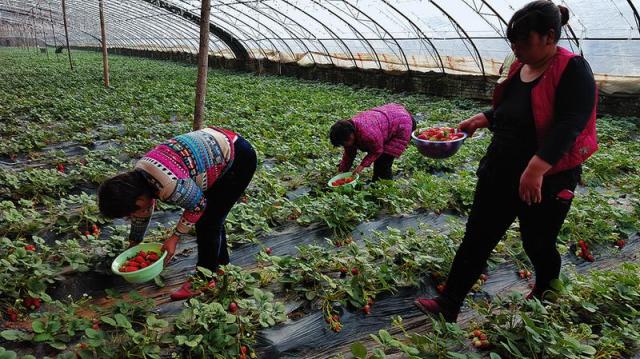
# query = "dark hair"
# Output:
<box><xmin>507</xmin><ymin>1</ymin><xmax>570</xmax><ymax>44</ymax></box>
<box><xmin>97</xmin><ymin>170</ymin><xmax>155</xmax><ymax>218</ymax></box>
<box><xmin>329</xmin><ymin>120</ymin><xmax>355</xmax><ymax>147</ymax></box>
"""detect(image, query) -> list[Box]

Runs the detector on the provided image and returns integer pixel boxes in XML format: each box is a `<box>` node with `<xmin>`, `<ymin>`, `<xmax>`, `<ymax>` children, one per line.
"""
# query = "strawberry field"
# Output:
<box><xmin>1</xmin><ymin>48</ymin><xmax>639</xmax><ymax>359</ymax></box>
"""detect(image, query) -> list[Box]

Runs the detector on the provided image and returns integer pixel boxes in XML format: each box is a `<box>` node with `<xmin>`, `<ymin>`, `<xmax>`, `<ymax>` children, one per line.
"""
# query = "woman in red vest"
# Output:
<box><xmin>414</xmin><ymin>1</ymin><xmax>598</xmax><ymax>322</ymax></box>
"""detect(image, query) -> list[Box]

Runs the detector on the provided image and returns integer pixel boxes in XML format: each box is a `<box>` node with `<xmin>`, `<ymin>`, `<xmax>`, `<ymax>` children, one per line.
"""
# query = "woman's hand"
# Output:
<box><xmin>352</xmin><ymin>165</ymin><xmax>365</xmax><ymax>176</ymax></box>
<box><xmin>162</xmin><ymin>234</ymin><xmax>180</xmax><ymax>265</ymax></box>
<box><xmin>519</xmin><ymin>156</ymin><xmax>552</xmax><ymax>205</ymax></box>
<box><xmin>458</xmin><ymin>113</ymin><xmax>490</xmax><ymax>137</ymax></box>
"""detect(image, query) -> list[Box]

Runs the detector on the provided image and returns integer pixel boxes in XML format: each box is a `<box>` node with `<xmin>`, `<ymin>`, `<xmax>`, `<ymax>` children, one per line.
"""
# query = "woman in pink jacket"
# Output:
<box><xmin>330</xmin><ymin>103</ymin><xmax>416</xmax><ymax>180</ymax></box>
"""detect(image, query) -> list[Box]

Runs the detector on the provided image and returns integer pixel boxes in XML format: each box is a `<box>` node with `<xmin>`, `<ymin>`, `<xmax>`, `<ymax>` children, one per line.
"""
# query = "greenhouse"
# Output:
<box><xmin>0</xmin><ymin>0</ymin><xmax>639</xmax><ymax>358</ymax></box>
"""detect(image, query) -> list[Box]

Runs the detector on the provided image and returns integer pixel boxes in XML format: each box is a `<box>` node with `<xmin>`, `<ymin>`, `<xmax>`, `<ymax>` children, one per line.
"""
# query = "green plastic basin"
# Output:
<box><xmin>328</xmin><ymin>172</ymin><xmax>359</xmax><ymax>190</ymax></box>
<box><xmin>111</xmin><ymin>243</ymin><xmax>167</xmax><ymax>283</ymax></box>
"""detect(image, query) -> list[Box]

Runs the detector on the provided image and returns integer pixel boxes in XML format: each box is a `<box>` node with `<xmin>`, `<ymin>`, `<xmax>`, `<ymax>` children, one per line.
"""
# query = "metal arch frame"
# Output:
<box><xmin>105</xmin><ymin>0</ymin><xmax>211</xmax><ymax>53</ymax></box>
<box><xmin>220</xmin><ymin>0</ymin><xmax>317</xmax><ymax>65</ymax></box>
<box><xmin>310</xmin><ymin>0</ymin><xmax>383</xmax><ymax>70</ymax></box>
<box><xmin>253</xmin><ymin>1</ymin><xmax>333</xmax><ymax>66</ymax></box>
<box><xmin>203</xmin><ymin>1</ymin><xmax>295</xmax><ymax>62</ymax></box>
<box><xmin>0</xmin><ymin>18</ymin><xmax>96</xmax><ymax>45</ymax></box>
<box><xmin>626</xmin><ymin>0</ymin><xmax>640</xmax><ymax>35</ymax></box>
<box><xmin>0</xmin><ymin>6</ymin><xmax>101</xmax><ymax>43</ymax></box>
<box><xmin>427</xmin><ymin>0</ymin><xmax>486</xmax><ymax>76</ymax></box>
<box><xmin>166</xmin><ymin>0</ymin><xmax>273</xmax><ymax>60</ymax></box>
<box><xmin>279</xmin><ymin>0</ymin><xmax>358</xmax><ymax>68</ymax></box>
<box><xmin>62</xmin><ymin>1</ymin><xmax>172</xmax><ymax>50</ymax></box>
<box><xmin>139</xmin><ymin>0</ymin><xmax>248</xmax><ymax>59</ymax></box>
<box><xmin>328</xmin><ymin>0</ymin><xmax>410</xmax><ymax>71</ymax></box>
<box><xmin>115</xmin><ymin>0</ymin><xmax>230</xmax><ymax>55</ymax></box>
<box><xmin>381</xmin><ymin>0</ymin><xmax>445</xmax><ymax>73</ymax></box>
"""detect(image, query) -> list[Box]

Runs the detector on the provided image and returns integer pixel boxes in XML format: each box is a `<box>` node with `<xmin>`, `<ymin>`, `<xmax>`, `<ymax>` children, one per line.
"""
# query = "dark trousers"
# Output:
<box><xmin>440</xmin><ymin>169</ymin><xmax>580</xmax><ymax>310</ymax></box>
<box><xmin>373</xmin><ymin>154</ymin><xmax>395</xmax><ymax>181</ymax></box>
<box><xmin>195</xmin><ymin>136</ymin><xmax>257</xmax><ymax>271</ymax></box>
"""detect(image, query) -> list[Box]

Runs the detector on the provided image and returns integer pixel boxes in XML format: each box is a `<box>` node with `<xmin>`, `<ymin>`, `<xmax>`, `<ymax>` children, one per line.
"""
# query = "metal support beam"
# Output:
<box><xmin>99</xmin><ymin>0</ymin><xmax>109</xmax><ymax>88</ymax></box>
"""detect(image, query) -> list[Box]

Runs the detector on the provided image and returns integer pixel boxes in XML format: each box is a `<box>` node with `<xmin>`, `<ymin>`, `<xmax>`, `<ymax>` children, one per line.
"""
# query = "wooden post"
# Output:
<box><xmin>193</xmin><ymin>0</ymin><xmax>211</xmax><ymax>130</ymax></box>
<box><xmin>48</xmin><ymin>2</ymin><xmax>59</xmax><ymax>59</ymax></box>
<box><xmin>99</xmin><ymin>0</ymin><xmax>110</xmax><ymax>88</ymax></box>
<box><xmin>61</xmin><ymin>0</ymin><xmax>73</xmax><ymax>70</ymax></box>
<box><xmin>31</xmin><ymin>10</ymin><xmax>39</xmax><ymax>52</ymax></box>
<box><xmin>40</xmin><ymin>9</ymin><xmax>50</xmax><ymax>60</ymax></box>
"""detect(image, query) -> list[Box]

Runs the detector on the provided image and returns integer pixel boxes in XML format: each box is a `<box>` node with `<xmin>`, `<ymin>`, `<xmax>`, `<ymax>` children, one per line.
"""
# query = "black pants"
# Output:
<box><xmin>440</xmin><ymin>169</ymin><xmax>580</xmax><ymax>310</ymax></box>
<box><xmin>195</xmin><ymin>136</ymin><xmax>257</xmax><ymax>271</ymax></box>
<box><xmin>373</xmin><ymin>154</ymin><xmax>395</xmax><ymax>181</ymax></box>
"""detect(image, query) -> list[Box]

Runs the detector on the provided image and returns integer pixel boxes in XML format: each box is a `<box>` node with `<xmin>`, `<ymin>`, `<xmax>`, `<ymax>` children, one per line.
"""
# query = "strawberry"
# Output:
<box><xmin>229</xmin><ymin>302</ymin><xmax>238</xmax><ymax>313</ymax></box>
<box><xmin>56</xmin><ymin>163</ymin><xmax>65</xmax><ymax>173</ymax></box>
<box><xmin>473</xmin><ymin>329</ymin><xmax>482</xmax><ymax>338</ymax></box>
<box><xmin>367</xmin><ymin>297</ymin><xmax>374</xmax><ymax>306</ymax></box>
<box><xmin>134</xmin><ymin>256</ymin><xmax>146</xmax><ymax>264</ymax></box>
<box><xmin>148</xmin><ymin>254</ymin><xmax>159</xmax><ymax>262</ymax></box>
<box><xmin>616</xmin><ymin>239</ymin><xmax>625</xmax><ymax>248</ymax></box>
<box><xmin>240</xmin><ymin>346</ymin><xmax>248</xmax><ymax>354</ymax></box>
<box><xmin>332</xmin><ymin>314</ymin><xmax>340</xmax><ymax>322</ymax></box>
<box><xmin>351</xmin><ymin>267</ymin><xmax>359</xmax><ymax>276</ymax></box>
<box><xmin>84</xmin><ymin>231</ymin><xmax>90</xmax><ymax>237</ymax></box>
<box><xmin>479</xmin><ymin>333</ymin><xmax>487</xmax><ymax>341</ymax></box>
<box><xmin>78</xmin><ymin>343</ymin><xmax>88</xmax><ymax>350</ymax></box>
<box><xmin>139</xmin><ymin>262</ymin><xmax>149</xmax><ymax>268</ymax></box>
<box><xmin>479</xmin><ymin>274</ymin><xmax>488</xmax><ymax>282</ymax></box>
<box><xmin>24</xmin><ymin>244</ymin><xmax>36</xmax><ymax>251</ymax></box>
<box><xmin>217</xmin><ymin>269</ymin><xmax>225</xmax><ymax>276</ymax></box>
<box><xmin>239</xmin><ymin>354</ymin><xmax>246</xmax><ymax>359</ymax></box>
<box><xmin>6</xmin><ymin>308</ymin><xmax>18</xmax><ymax>322</ymax></box>
<box><xmin>265</xmin><ymin>247</ymin><xmax>272</xmax><ymax>255</ymax></box>
<box><xmin>436</xmin><ymin>284</ymin><xmax>446</xmax><ymax>294</ymax></box>
<box><xmin>125</xmin><ymin>266</ymin><xmax>138</xmax><ymax>272</ymax></box>
<box><xmin>208</xmin><ymin>280</ymin><xmax>216</xmax><ymax>289</ymax></box>
<box><xmin>585</xmin><ymin>254</ymin><xmax>595</xmax><ymax>262</ymax></box>
<box><xmin>92</xmin><ymin>323</ymin><xmax>100</xmax><ymax>330</ymax></box>
<box><xmin>137</xmin><ymin>251</ymin><xmax>146</xmax><ymax>257</ymax></box>
<box><xmin>362</xmin><ymin>305</ymin><xmax>371</xmax><ymax>315</ymax></box>
<box><xmin>518</xmin><ymin>269</ymin><xmax>526</xmax><ymax>279</ymax></box>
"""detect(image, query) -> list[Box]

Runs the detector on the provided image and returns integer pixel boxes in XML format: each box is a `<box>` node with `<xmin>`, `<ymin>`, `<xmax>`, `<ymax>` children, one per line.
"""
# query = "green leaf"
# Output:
<box><xmin>0</xmin><ymin>349</ymin><xmax>18</xmax><ymax>359</ymax></box>
<box><xmin>49</xmin><ymin>341</ymin><xmax>67</xmax><ymax>350</ymax></box>
<box><xmin>305</xmin><ymin>290</ymin><xmax>317</xmax><ymax>301</ymax></box>
<box><xmin>1</xmin><ymin>330</ymin><xmax>30</xmax><ymax>341</ymax></box>
<box><xmin>351</xmin><ymin>342</ymin><xmax>368</xmax><ymax>358</ymax></box>
<box><xmin>101</xmin><ymin>316</ymin><xmax>117</xmax><ymax>326</ymax></box>
<box><xmin>114</xmin><ymin>313</ymin><xmax>132</xmax><ymax>329</ymax></box>
<box><xmin>489</xmin><ymin>353</ymin><xmax>502</xmax><ymax>359</ymax></box>
<box><xmin>32</xmin><ymin>320</ymin><xmax>46</xmax><ymax>333</ymax></box>
<box><xmin>197</xmin><ymin>266</ymin><xmax>213</xmax><ymax>277</ymax></box>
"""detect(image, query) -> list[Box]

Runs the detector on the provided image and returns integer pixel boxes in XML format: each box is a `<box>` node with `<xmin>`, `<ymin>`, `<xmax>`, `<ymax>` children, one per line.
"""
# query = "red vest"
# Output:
<box><xmin>492</xmin><ymin>47</ymin><xmax>598</xmax><ymax>175</ymax></box>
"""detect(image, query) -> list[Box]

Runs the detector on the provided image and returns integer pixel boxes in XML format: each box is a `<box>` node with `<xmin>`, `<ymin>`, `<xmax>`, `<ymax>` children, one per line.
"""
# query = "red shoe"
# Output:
<box><xmin>170</xmin><ymin>281</ymin><xmax>201</xmax><ymax>301</ymax></box>
<box><xmin>414</xmin><ymin>298</ymin><xmax>458</xmax><ymax>323</ymax></box>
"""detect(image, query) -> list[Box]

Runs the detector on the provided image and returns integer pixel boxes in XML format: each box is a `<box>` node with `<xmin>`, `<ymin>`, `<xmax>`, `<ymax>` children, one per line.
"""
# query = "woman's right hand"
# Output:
<box><xmin>458</xmin><ymin>113</ymin><xmax>489</xmax><ymax>137</ymax></box>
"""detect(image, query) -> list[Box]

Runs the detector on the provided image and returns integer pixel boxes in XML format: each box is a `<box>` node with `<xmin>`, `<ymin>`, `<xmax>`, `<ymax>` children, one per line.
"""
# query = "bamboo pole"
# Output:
<box><xmin>61</xmin><ymin>0</ymin><xmax>73</xmax><ymax>70</ymax></box>
<box><xmin>48</xmin><ymin>1</ymin><xmax>59</xmax><ymax>59</ymax></box>
<box><xmin>31</xmin><ymin>10</ymin><xmax>39</xmax><ymax>52</ymax></box>
<box><xmin>40</xmin><ymin>8</ymin><xmax>50</xmax><ymax>60</ymax></box>
<box><xmin>98</xmin><ymin>0</ymin><xmax>110</xmax><ymax>88</ymax></box>
<box><xmin>193</xmin><ymin>0</ymin><xmax>211</xmax><ymax>131</ymax></box>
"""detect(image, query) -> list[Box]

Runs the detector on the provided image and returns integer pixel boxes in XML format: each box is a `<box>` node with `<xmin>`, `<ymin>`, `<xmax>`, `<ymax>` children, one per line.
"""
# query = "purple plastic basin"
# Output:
<box><xmin>411</xmin><ymin>129</ymin><xmax>468</xmax><ymax>159</ymax></box>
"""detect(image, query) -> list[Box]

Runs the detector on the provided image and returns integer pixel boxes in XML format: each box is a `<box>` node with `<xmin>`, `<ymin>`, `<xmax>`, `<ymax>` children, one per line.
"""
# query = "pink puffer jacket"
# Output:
<box><xmin>339</xmin><ymin>103</ymin><xmax>413</xmax><ymax>172</ymax></box>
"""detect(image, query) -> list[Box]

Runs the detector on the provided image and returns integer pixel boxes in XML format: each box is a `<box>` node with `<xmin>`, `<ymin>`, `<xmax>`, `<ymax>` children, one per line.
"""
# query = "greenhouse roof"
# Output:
<box><xmin>1</xmin><ymin>0</ymin><xmax>639</xmax><ymax>79</ymax></box>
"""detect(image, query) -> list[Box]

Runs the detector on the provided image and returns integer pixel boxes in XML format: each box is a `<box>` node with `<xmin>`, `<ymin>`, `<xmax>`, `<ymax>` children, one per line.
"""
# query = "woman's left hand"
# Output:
<box><xmin>162</xmin><ymin>234</ymin><xmax>180</xmax><ymax>265</ymax></box>
<box><xmin>352</xmin><ymin>165</ymin><xmax>365</xmax><ymax>176</ymax></box>
<box><xmin>519</xmin><ymin>169</ymin><xmax>543</xmax><ymax>205</ymax></box>
<box><xmin>519</xmin><ymin>156</ymin><xmax>552</xmax><ymax>205</ymax></box>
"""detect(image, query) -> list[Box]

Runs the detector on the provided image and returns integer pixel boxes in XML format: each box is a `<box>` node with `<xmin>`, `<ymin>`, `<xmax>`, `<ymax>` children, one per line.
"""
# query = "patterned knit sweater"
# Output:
<box><xmin>338</xmin><ymin>103</ymin><xmax>413</xmax><ymax>172</ymax></box>
<box><xmin>128</xmin><ymin>127</ymin><xmax>238</xmax><ymax>242</ymax></box>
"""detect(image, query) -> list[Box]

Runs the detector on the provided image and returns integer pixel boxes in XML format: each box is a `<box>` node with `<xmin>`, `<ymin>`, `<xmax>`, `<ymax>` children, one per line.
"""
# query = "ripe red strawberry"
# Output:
<box><xmin>134</xmin><ymin>256</ymin><xmax>145</xmax><ymax>264</ymax></box>
<box><xmin>229</xmin><ymin>302</ymin><xmax>238</xmax><ymax>313</ymax></box>
<box><xmin>479</xmin><ymin>333</ymin><xmax>487</xmax><ymax>341</ymax></box>
<box><xmin>24</xmin><ymin>244</ymin><xmax>36</xmax><ymax>251</ymax></box>
<box><xmin>217</xmin><ymin>269</ymin><xmax>225</xmax><ymax>276</ymax></box>
<box><xmin>139</xmin><ymin>262</ymin><xmax>149</xmax><ymax>268</ymax></box>
<box><xmin>137</xmin><ymin>251</ymin><xmax>146</xmax><ymax>257</ymax></box>
<box><xmin>518</xmin><ymin>269</ymin><xmax>526</xmax><ymax>279</ymax></box>
<box><xmin>239</xmin><ymin>354</ymin><xmax>247</xmax><ymax>359</ymax></box>
<box><xmin>148</xmin><ymin>254</ymin><xmax>159</xmax><ymax>262</ymax></box>
<box><xmin>351</xmin><ymin>267</ymin><xmax>359</xmax><ymax>276</ymax></box>
<box><xmin>56</xmin><ymin>163</ymin><xmax>65</xmax><ymax>173</ymax></box>
<box><xmin>23</xmin><ymin>297</ymin><xmax>41</xmax><ymax>311</ymax></box>
<box><xmin>436</xmin><ymin>284</ymin><xmax>446</xmax><ymax>294</ymax></box>
<box><xmin>208</xmin><ymin>280</ymin><xmax>216</xmax><ymax>289</ymax></box>
<box><xmin>78</xmin><ymin>343</ymin><xmax>88</xmax><ymax>350</ymax></box>
<box><xmin>585</xmin><ymin>254</ymin><xmax>595</xmax><ymax>262</ymax></box>
<box><xmin>473</xmin><ymin>329</ymin><xmax>482</xmax><ymax>338</ymax></box>
<box><xmin>362</xmin><ymin>305</ymin><xmax>371</xmax><ymax>315</ymax></box>
<box><xmin>265</xmin><ymin>247</ymin><xmax>272</xmax><ymax>255</ymax></box>
<box><xmin>6</xmin><ymin>308</ymin><xmax>18</xmax><ymax>322</ymax></box>
<box><xmin>479</xmin><ymin>274</ymin><xmax>488</xmax><ymax>282</ymax></box>
<box><xmin>84</xmin><ymin>231</ymin><xmax>91</xmax><ymax>237</ymax></box>
<box><xmin>125</xmin><ymin>266</ymin><xmax>138</xmax><ymax>272</ymax></box>
<box><xmin>616</xmin><ymin>239</ymin><xmax>625</xmax><ymax>248</ymax></box>
<box><xmin>240</xmin><ymin>346</ymin><xmax>248</xmax><ymax>354</ymax></box>
<box><xmin>92</xmin><ymin>323</ymin><xmax>100</xmax><ymax>330</ymax></box>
